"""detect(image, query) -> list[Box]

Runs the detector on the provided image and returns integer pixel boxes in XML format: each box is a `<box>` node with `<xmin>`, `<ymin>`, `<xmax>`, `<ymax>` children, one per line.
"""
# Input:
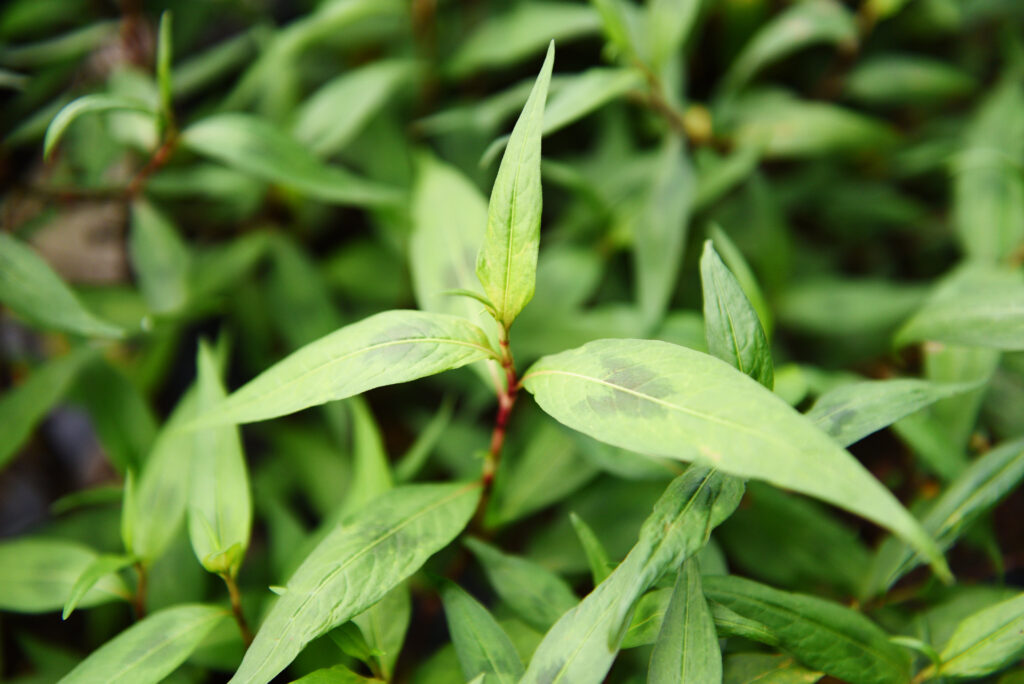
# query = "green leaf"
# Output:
<box><xmin>476</xmin><ymin>42</ymin><xmax>554</xmax><ymax>329</ymax></box>
<box><xmin>717</xmin><ymin>483</ymin><xmax>871</xmax><ymax>596</ymax></box>
<box><xmin>464</xmin><ymin>537</ymin><xmax>577</xmax><ymax>632</ymax></box>
<box><xmin>229</xmin><ymin>482</ymin><xmax>480</xmax><ymax>684</ymax></box>
<box><xmin>489</xmin><ymin>420</ymin><xmax>599</xmax><ymax>526</ymax></box>
<box><xmin>0</xmin><ymin>233</ymin><xmax>125</xmax><ymax>338</ymax></box>
<box><xmin>895</xmin><ymin>265</ymin><xmax>1024</xmax><ymax>351</ymax></box>
<box><xmin>338</xmin><ymin>397</ymin><xmax>393</xmax><ymax>519</ymax></box>
<box><xmin>410</xmin><ymin>154</ymin><xmax>492</xmax><ymax>322</ymax></box>
<box><xmin>952</xmin><ymin>77</ymin><xmax>1024</xmax><ymax>262</ymax></box>
<box><xmin>126</xmin><ymin>382</ymin><xmax>201</xmax><ymax>564</ymax></box>
<box><xmin>700</xmin><ymin>240</ymin><xmax>773</xmax><ymax>388</ymax></box>
<box><xmin>440</xmin><ymin>580</ymin><xmax>525</xmax><ymax>684</ymax></box>
<box><xmin>156</xmin><ymin>11</ymin><xmax>172</xmax><ymax>125</ymax></box>
<box><xmin>543</xmin><ymin>67</ymin><xmax>643</xmax><ymax>136</ymax></box>
<box><xmin>329</xmin><ymin>622</ymin><xmax>378</xmax><ymax>670</ymax></box>
<box><xmin>635</xmin><ymin>136</ymin><xmax>694</xmax><ymax>330</ymax></box>
<box><xmin>0</xmin><ymin>346</ymin><xmax>96</xmax><ymax>470</ymax></box>
<box><xmin>353</xmin><ymin>584</ymin><xmax>411</xmax><ymax>681</ymax></box>
<box><xmin>806</xmin><ymin>378</ymin><xmax>981</xmax><ymax>447</ymax></box>
<box><xmin>521</xmin><ymin>467</ymin><xmax>743</xmax><ymax>683</ymax></box>
<box><xmin>569</xmin><ymin>512</ymin><xmax>613</xmax><ymax>585</ymax></box>
<box><xmin>933</xmin><ymin>593</ymin><xmax>1024</xmax><ymax>678</ymax></box>
<box><xmin>395</xmin><ymin>396</ymin><xmax>455</xmax><ymax>483</ymax></box>
<box><xmin>703</xmin><ymin>575</ymin><xmax>910</xmax><ymax>684</ymax></box>
<box><xmin>646</xmin><ymin>0</ymin><xmax>701</xmax><ymax>71</ymax></box>
<box><xmin>730</xmin><ymin>91</ymin><xmax>896</xmax><ymax>159</ymax></box>
<box><xmin>521</xmin><ymin>338</ymin><xmax>952</xmax><ymax>582</ymax></box>
<box><xmin>649</xmin><ymin>559</ymin><xmax>721</xmax><ymax>683</ymax></box>
<box><xmin>892</xmin><ymin>410</ymin><xmax>968</xmax><ymax>481</ymax></box>
<box><xmin>482</xmin><ymin>68</ymin><xmax>646</xmax><ymax>164</ymax></box>
<box><xmin>923</xmin><ymin>344</ymin><xmax>1000</xmax><ymax>452</ymax></box>
<box><xmin>589</xmin><ymin>0</ymin><xmax>637</xmax><ymax>60</ymax></box>
<box><xmin>43</xmin><ymin>93</ymin><xmax>155</xmax><ymax>158</ymax></box>
<box><xmin>720</xmin><ymin>0</ymin><xmax>857</xmax><ymax>97</ymax></box>
<box><xmin>865</xmin><ymin>436</ymin><xmax>1024</xmax><ymax>597</ymax></box>
<box><xmin>288</xmin><ymin>664</ymin><xmax>382</xmax><ymax>683</ymax></box>
<box><xmin>59</xmin><ymin>604</ymin><xmax>228</xmax><ymax>684</ymax></box>
<box><xmin>129</xmin><ymin>199</ymin><xmax>190</xmax><ymax>315</ymax></box>
<box><xmin>293</xmin><ymin>60</ymin><xmax>415</xmax><ymax>158</ymax></box>
<box><xmin>180</xmin><ymin>113</ymin><xmax>402</xmax><ymax>207</ymax></box>
<box><xmin>448</xmin><ymin>4</ymin><xmax>597</xmax><ymax>76</ymax></box>
<box><xmin>709</xmin><ymin>224</ymin><xmax>773</xmax><ymax>339</ymax></box>
<box><xmin>191</xmin><ymin>310</ymin><xmax>498</xmax><ymax>428</ymax></box>
<box><xmin>625</xmin><ymin>588</ymin><xmax>780</xmax><ymax>649</ymax></box>
<box><xmin>70</xmin><ymin>358</ymin><xmax>157</xmax><ymax>473</ymax></box>
<box><xmin>846</xmin><ymin>54</ymin><xmax>974</xmax><ymax>107</ymax></box>
<box><xmin>722</xmin><ymin>653</ymin><xmax>823</xmax><ymax>684</ymax></box>
<box><xmin>779</xmin><ymin>277</ymin><xmax>925</xmax><ymax>337</ymax></box>
<box><xmin>0</xmin><ymin>537</ymin><xmax>130</xmax><ymax>613</ymax></box>
<box><xmin>188</xmin><ymin>341</ymin><xmax>252</xmax><ymax>577</ymax></box>
<box><xmin>62</xmin><ymin>554</ymin><xmax>135</xmax><ymax>620</ymax></box>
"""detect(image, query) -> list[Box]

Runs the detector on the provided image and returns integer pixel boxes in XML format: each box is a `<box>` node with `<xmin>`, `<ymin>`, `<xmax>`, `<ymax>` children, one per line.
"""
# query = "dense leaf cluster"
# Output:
<box><xmin>1</xmin><ymin>0</ymin><xmax>1023</xmax><ymax>683</ymax></box>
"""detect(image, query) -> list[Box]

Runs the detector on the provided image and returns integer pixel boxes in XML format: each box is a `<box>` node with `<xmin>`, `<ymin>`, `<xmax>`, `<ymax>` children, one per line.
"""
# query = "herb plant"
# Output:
<box><xmin>1</xmin><ymin>1</ymin><xmax>1023</xmax><ymax>683</ymax></box>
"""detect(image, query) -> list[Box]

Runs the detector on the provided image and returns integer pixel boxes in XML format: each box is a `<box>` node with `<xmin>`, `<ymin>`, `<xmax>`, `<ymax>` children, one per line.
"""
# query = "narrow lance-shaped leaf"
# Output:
<box><xmin>0</xmin><ymin>537</ymin><xmax>130</xmax><ymax>613</ymax></box>
<box><xmin>448</xmin><ymin>5</ymin><xmax>595</xmax><ymax>76</ymax></box>
<box><xmin>229</xmin><ymin>483</ymin><xmax>481</xmax><ymax>684</ymax></box>
<box><xmin>722</xmin><ymin>653</ymin><xmax>823</xmax><ymax>684</ymax></box>
<box><xmin>806</xmin><ymin>378</ymin><xmax>982</xmax><ymax>448</ymax></box>
<box><xmin>635</xmin><ymin>136</ymin><xmax>694</xmax><ymax>330</ymax></box>
<box><xmin>352</xmin><ymin>584</ymin><xmax>411</xmax><ymax>682</ymax></box>
<box><xmin>58</xmin><ymin>604</ymin><xmax>228</xmax><ymax>684</ymax></box>
<box><xmin>646</xmin><ymin>0</ymin><xmax>701</xmax><ymax>71</ymax></box>
<box><xmin>292</xmin><ymin>60</ymin><xmax>416</xmax><ymax>158</ymax></box>
<box><xmin>649</xmin><ymin>559</ymin><xmax>721</xmax><ymax>683</ymax></box>
<box><xmin>481</xmin><ymin>68</ymin><xmax>646</xmax><ymax>164</ymax></box>
<box><xmin>895</xmin><ymin>265</ymin><xmax>1024</xmax><ymax>351</ymax></box>
<box><xmin>338</xmin><ymin>397</ymin><xmax>393</xmax><ymax>519</ymax></box>
<box><xmin>864</xmin><ymin>437</ymin><xmax>1024</xmax><ymax>598</ymax></box>
<box><xmin>180</xmin><ymin>113</ymin><xmax>402</xmax><ymax>207</ymax></box>
<box><xmin>464</xmin><ymin>538</ymin><xmax>578</xmax><ymax>632</ymax></box>
<box><xmin>188</xmin><ymin>341</ymin><xmax>252</xmax><ymax>577</ymax></box>
<box><xmin>719</xmin><ymin>0</ymin><xmax>857</xmax><ymax>98</ymax></box>
<box><xmin>440</xmin><ymin>580</ymin><xmax>525</xmax><ymax>684</ymax></box>
<box><xmin>521</xmin><ymin>467</ymin><xmax>744</xmax><ymax>684</ymax></box>
<box><xmin>191</xmin><ymin>310</ymin><xmax>498</xmax><ymax>428</ymax></box>
<box><xmin>125</xmin><ymin>374</ymin><xmax>209</xmax><ymax>564</ymax></box>
<box><xmin>62</xmin><ymin>554</ymin><xmax>135</xmax><ymax>620</ymax></box>
<box><xmin>700</xmin><ymin>240</ymin><xmax>773</xmax><ymax>388</ymax></box>
<box><xmin>703</xmin><ymin>575</ymin><xmax>910</xmax><ymax>684</ymax></box>
<box><xmin>129</xmin><ymin>199</ymin><xmax>191</xmax><ymax>315</ymax></box>
<box><xmin>409</xmin><ymin>154</ymin><xmax>503</xmax><ymax>386</ymax></box>
<box><xmin>0</xmin><ymin>233</ymin><xmax>125</xmax><ymax>338</ymax></box>
<box><xmin>522</xmin><ymin>338</ymin><xmax>951</xmax><ymax>581</ymax></box>
<box><xmin>476</xmin><ymin>42</ymin><xmax>554</xmax><ymax>329</ymax></box>
<box><xmin>288</xmin><ymin>664</ymin><xmax>382</xmax><ymax>684</ymax></box>
<box><xmin>708</xmin><ymin>224</ymin><xmax>772</xmax><ymax>338</ymax></box>
<box><xmin>0</xmin><ymin>346</ymin><xmax>96</xmax><ymax>469</ymax></box>
<box><xmin>569</xmin><ymin>511</ymin><xmax>612</xmax><ymax>585</ymax></box>
<box><xmin>155</xmin><ymin>11</ymin><xmax>173</xmax><ymax>127</ymax></box>
<box><xmin>44</xmin><ymin>93</ymin><xmax>155</xmax><ymax>158</ymax></box>
<box><xmin>952</xmin><ymin>76</ymin><xmax>1024</xmax><ymax>263</ymax></box>
<box><xmin>929</xmin><ymin>592</ymin><xmax>1024</xmax><ymax>679</ymax></box>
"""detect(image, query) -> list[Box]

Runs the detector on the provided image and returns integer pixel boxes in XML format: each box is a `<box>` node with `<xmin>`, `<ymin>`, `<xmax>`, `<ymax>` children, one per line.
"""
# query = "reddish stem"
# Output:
<box><xmin>127</xmin><ymin>132</ymin><xmax>177</xmax><ymax>198</ymax></box>
<box><xmin>132</xmin><ymin>562</ymin><xmax>148</xmax><ymax>619</ymax></box>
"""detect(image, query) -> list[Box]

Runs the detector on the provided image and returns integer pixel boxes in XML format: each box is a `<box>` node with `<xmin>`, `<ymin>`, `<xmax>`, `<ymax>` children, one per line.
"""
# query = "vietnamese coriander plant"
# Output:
<box><xmin>1</xmin><ymin>1</ymin><xmax>1024</xmax><ymax>683</ymax></box>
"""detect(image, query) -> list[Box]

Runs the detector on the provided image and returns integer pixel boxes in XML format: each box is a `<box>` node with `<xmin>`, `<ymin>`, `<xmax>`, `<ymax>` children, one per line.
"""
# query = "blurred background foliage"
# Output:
<box><xmin>1</xmin><ymin>0</ymin><xmax>1024</xmax><ymax>682</ymax></box>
